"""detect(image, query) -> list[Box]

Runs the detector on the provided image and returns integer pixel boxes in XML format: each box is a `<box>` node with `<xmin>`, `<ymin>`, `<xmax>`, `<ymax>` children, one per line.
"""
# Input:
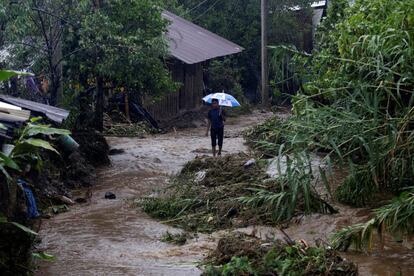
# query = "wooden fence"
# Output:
<box><xmin>142</xmin><ymin>62</ymin><xmax>204</xmax><ymax>121</ymax></box>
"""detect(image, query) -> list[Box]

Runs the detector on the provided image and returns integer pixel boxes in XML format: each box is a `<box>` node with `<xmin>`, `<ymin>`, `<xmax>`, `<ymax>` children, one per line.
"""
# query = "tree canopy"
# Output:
<box><xmin>1</xmin><ymin>0</ymin><xmax>176</xmax><ymax>107</ymax></box>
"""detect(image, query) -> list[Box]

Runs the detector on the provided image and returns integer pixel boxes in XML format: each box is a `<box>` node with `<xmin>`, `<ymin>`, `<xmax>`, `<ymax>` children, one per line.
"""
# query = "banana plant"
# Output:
<box><xmin>0</xmin><ymin>70</ymin><xmax>33</xmax><ymax>82</ymax></box>
<box><xmin>0</xmin><ymin>69</ymin><xmax>33</xmax><ymax>179</ymax></box>
<box><xmin>10</xmin><ymin>117</ymin><xmax>71</xmax><ymax>171</ymax></box>
<box><xmin>0</xmin><ymin>69</ymin><xmax>64</xmax><ymax>260</ymax></box>
<box><xmin>0</xmin><ymin>69</ymin><xmax>69</xmax><ymax>178</ymax></box>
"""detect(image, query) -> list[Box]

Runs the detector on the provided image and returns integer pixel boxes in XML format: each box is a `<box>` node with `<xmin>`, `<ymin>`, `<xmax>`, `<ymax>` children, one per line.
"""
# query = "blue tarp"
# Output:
<box><xmin>17</xmin><ymin>178</ymin><xmax>40</xmax><ymax>219</ymax></box>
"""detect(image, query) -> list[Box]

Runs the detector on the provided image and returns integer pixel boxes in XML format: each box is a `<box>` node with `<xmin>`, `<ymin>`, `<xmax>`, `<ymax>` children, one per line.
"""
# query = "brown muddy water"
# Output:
<box><xmin>36</xmin><ymin>111</ymin><xmax>414</xmax><ymax>276</ymax></box>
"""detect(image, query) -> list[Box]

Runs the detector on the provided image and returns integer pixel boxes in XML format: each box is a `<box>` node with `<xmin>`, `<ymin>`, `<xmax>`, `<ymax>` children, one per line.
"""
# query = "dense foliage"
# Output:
<box><xmin>246</xmin><ymin>0</ymin><xmax>414</xmax><ymax>249</ymax></box>
<box><xmin>176</xmin><ymin>0</ymin><xmax>314</xmax><ymax>99</ymax></box>
<box><xmin>1</xmin><ymin>0</ymin><xmax>176</xmax><ymax>128</ymax></box>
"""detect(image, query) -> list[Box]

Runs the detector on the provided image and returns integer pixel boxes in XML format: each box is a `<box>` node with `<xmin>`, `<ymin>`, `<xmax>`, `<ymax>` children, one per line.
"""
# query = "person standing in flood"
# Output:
<box><xmin>206</xmin><ymin>99</ymin><xmax>226</xmax><ymax>157</ymax></box>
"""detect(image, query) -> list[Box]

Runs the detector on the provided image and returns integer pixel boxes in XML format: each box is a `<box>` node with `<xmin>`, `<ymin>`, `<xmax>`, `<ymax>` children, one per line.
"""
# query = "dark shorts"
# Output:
<box><xmin>211</xmin><ymin>127</ymin><xmax>224</xmax><ymax>147</ymax></box>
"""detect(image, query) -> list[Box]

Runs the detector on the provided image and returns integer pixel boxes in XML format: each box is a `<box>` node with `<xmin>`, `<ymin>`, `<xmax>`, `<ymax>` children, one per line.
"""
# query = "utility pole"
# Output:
<box><xmin>261</xmin><ymin>0</ymin><xmax>269</xmax><ymax>108</ymax></box>
<box><xmin>94</xmin><ymin>0</ymin><xmax>104</xmax><ymax>131</ymax></box>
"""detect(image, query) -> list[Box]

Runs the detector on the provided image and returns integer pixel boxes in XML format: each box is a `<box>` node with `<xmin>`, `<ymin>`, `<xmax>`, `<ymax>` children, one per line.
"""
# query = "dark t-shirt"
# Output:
<box><xmin>208</xmin><ymin>108</ymin><xmax>225</xmax><ymax>129</ymax></box>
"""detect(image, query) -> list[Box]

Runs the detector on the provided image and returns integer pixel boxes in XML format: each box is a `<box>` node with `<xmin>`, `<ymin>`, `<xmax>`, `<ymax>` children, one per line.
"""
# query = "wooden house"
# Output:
<box><xmin>142</xmin><ymin>11</ymin><xmax>243</xmax><ymax>121</ymax></box>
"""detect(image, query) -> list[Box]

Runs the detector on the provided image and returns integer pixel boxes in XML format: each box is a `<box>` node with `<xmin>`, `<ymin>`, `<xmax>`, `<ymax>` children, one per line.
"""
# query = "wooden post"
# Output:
<box><xmin>261</xmin><ymin>0</ymin><xmax>269</xmax><ymax>108</ymax></box>
<box><xmin>124</xmin><ymin>92</ymin><xmax>130</xmax><ymax>122</ymax></box>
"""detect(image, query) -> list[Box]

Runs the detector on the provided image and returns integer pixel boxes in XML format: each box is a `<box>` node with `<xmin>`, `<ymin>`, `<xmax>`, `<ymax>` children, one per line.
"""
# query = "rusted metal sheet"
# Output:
<box><xmin>162</xmin><ymin>11</ymin><xmax>244</xmax><ymax>65</ymax></box>
<box><xmin>0</xmin><ymin>95</ymin><xmax>69</xmax><ymax>123</ymax></box>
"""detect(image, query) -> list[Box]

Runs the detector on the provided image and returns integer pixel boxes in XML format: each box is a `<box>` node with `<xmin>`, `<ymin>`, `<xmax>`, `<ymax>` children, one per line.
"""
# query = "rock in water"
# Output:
<box><xmin>105</xmin><ymin>192</ymin><xmax>116</xmax><ymax>199</ymax></box>
<box><xmin>109</xmin><ymin>148</ymin><xmax>124</xmax><ymax>155</ymax></box>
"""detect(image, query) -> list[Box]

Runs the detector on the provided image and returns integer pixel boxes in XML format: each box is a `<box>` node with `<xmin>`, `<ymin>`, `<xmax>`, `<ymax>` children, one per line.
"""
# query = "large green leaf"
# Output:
<box><xmin>0</xmin><ymin>70</ymin><xmax>34</xmax><ymax>81</ymax></box>
<box><xmin>0</xmin><ymin>215</ymin><xmax>38</xmax><ymax>236</ymax></box>
<box><xmin>10</xmin><ymin>222</ymin><xmax>38</xmax><ymax>236</ymax></box>
<box><xmin>0</xmin><ymin>152</ymin><xmax>20</xmax><ymax>171</ymax></box>
<box><xmin>22</xmin><ymin>138</ymin><xmax>59</xmax><ymax>154</ymax></box>
<box><xmin>0</xmin><ymin>165</ymin><xmax>11</xmax><ymax>179</ymax></box>
<box><xmin>32</xmin><ymin>252</ymin><xmax>56</xmax><ymax>261</ymax></box>
<box><xmin>26</xmin><ymin>123</ymin><xmax>71</xmax><ymax>137</ymax></box>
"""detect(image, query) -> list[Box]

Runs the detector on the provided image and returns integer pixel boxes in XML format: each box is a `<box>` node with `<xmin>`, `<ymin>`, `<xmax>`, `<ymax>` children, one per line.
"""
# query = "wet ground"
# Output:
<box><xmin>37</xmin><ymin>110</ymin><xmax>414</xmax><ymax>276</ymax></box>
<box><xmin>36</xmin><ymin>111</ymin><xmax>272</xmax><ymax>276</ymax></box>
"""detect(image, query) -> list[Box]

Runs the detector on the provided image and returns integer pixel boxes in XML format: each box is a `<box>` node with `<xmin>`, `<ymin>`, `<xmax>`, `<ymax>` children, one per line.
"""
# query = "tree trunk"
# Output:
<box><xmin>49</xmin><ymin>4</ymin><xmax>63</xmax><ymax>106</ymax></box>
<box><xmin>49</xmin><ymin>74</ymin><xmax>59</xmax><ymax>106</ymax></box>
<box><xmin>93</xmin><ymin>0</ymin><xmax>104</xmax><ymax>131</ymax></box>
<box><xmin>95</xmin><ymin>75</ymin><xmax>104</xmax><ymax>131</ymax></box>
<box><xmin>124</xmin><ymin>92</ymin><xmax>130</xmax><ymax>122</ymax></box>
<box><xmin>261</xmin><ymin>0</ymin><xmax>269</xmax><ymax>108</ymax></box>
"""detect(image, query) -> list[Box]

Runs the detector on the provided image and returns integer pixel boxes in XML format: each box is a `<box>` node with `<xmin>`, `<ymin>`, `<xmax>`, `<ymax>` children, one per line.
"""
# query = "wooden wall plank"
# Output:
<box><xmin>142</xmin><ymin>60</ymin><xmax>205</xmax><ymax>121</ymax></box>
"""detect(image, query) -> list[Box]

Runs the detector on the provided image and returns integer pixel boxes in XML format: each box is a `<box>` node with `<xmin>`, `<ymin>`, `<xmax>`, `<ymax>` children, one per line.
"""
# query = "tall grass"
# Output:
<box><xmin>332</xmin><ymin>187</ymin><xmax>414</xmax><ymax>251</ymax></box>
<box><xmin>245</xmin><ymin>0</ymin><xmax>414</xmax><ymax>249</ymax></box>
<box><xmin>247</xmin><ymin>0</ymin><xmax>414</xmax><ymax>204</ymax></box>
<box><xmin>239</xmin><ymin>152</ymin><xmax>336</xmax><ymax>223</ymax></box>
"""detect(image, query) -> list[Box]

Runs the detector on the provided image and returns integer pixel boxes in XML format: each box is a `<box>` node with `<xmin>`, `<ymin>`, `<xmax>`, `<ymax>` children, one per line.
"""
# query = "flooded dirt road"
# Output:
<box><xmin>37</xmin><ymin>110</ymin><xmax>414</xmax><ymax>276</ymax></box>
<box><xmin>36</xmin><ymin>111</ymin><xmax>272</xmax><ymax>276</ymax></box>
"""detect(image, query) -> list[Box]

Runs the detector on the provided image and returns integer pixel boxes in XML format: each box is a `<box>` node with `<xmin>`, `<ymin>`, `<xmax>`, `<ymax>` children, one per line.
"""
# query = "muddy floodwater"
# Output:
<box><xmin>37</xmin><ymin>111</ymin><xmax>414</xmax><ymax>276</ymax></box>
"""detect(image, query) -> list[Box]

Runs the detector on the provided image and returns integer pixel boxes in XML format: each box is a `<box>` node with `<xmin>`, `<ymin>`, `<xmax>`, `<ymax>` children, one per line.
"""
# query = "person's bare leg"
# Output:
<box><xmin>212</xmin><ymin>146</ymin><xmax>217</xmax><ymax>157</ymax></box>
<box><xmin>217</xmin><ymin>128</ymin><xmax>224</xmax><ymax>156</ymax></box>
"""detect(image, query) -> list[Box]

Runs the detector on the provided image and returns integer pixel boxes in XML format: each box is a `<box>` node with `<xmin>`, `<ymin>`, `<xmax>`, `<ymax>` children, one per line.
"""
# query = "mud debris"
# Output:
<box><xmin>160</xmin><ymin>231</ymin><xmax>190</xmax><ymax>246</ymax></box>
<box><xmin>202</xmin><ymin>232</ymin><xmax>358</xmax><ymax>276</ymax></box>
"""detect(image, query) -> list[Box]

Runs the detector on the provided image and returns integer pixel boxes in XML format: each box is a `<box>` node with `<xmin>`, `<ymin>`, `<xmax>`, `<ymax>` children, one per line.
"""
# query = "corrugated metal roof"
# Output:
<box><xmin>0</xmin><ymin>95</ymin><xmax>69</xmax><ymax>123</ymax></box>
<box><xmin>0</xmin><ymin>102</ymin><xmax>31</xmax><ymax>123</ymax></box>
<box><xmin>162</xmin><ymin>11</ymin><xmax>244</xmax><ymax>64</ymax></box>
<box><xmin>291</xmin><ymin>1</ymin><xmax>326</xmax><ymax>11</ymax></box>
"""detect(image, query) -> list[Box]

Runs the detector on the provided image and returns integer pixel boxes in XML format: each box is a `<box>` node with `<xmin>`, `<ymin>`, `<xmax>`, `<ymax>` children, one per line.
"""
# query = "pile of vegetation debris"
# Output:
<box><xmin>141</xmin><ymin>153</ymin><xmax>335</xmax><ymax>233</ymax></box>
<box><xmin>103</xmin><ymin>111</ymin><xmax>157</xmax><ymax>138</ymax></box>
<box><xmin>202</xmin><ymin>232</ymin><xmax>357</xmax><ymax>275</ymax></box>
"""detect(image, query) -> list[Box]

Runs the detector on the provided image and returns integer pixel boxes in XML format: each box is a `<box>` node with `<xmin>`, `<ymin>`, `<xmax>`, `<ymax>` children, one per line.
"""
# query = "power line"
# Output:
<box><xmin>193</xmin><ymin>0</ymin><xmax>221</xmax><ymax>21</ymax></box>
<box><xmin>180</xmin><ymin>0</ymin><xmax>209</xmax><ymax>17</ymax></box>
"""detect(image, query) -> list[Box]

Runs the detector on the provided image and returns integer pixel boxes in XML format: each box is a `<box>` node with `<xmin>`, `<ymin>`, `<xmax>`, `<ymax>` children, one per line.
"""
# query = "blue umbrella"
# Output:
<box><xmin>202</xmin><ymin>92</ymin><xmax>241</xmax><ymax>107</ymax></box>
